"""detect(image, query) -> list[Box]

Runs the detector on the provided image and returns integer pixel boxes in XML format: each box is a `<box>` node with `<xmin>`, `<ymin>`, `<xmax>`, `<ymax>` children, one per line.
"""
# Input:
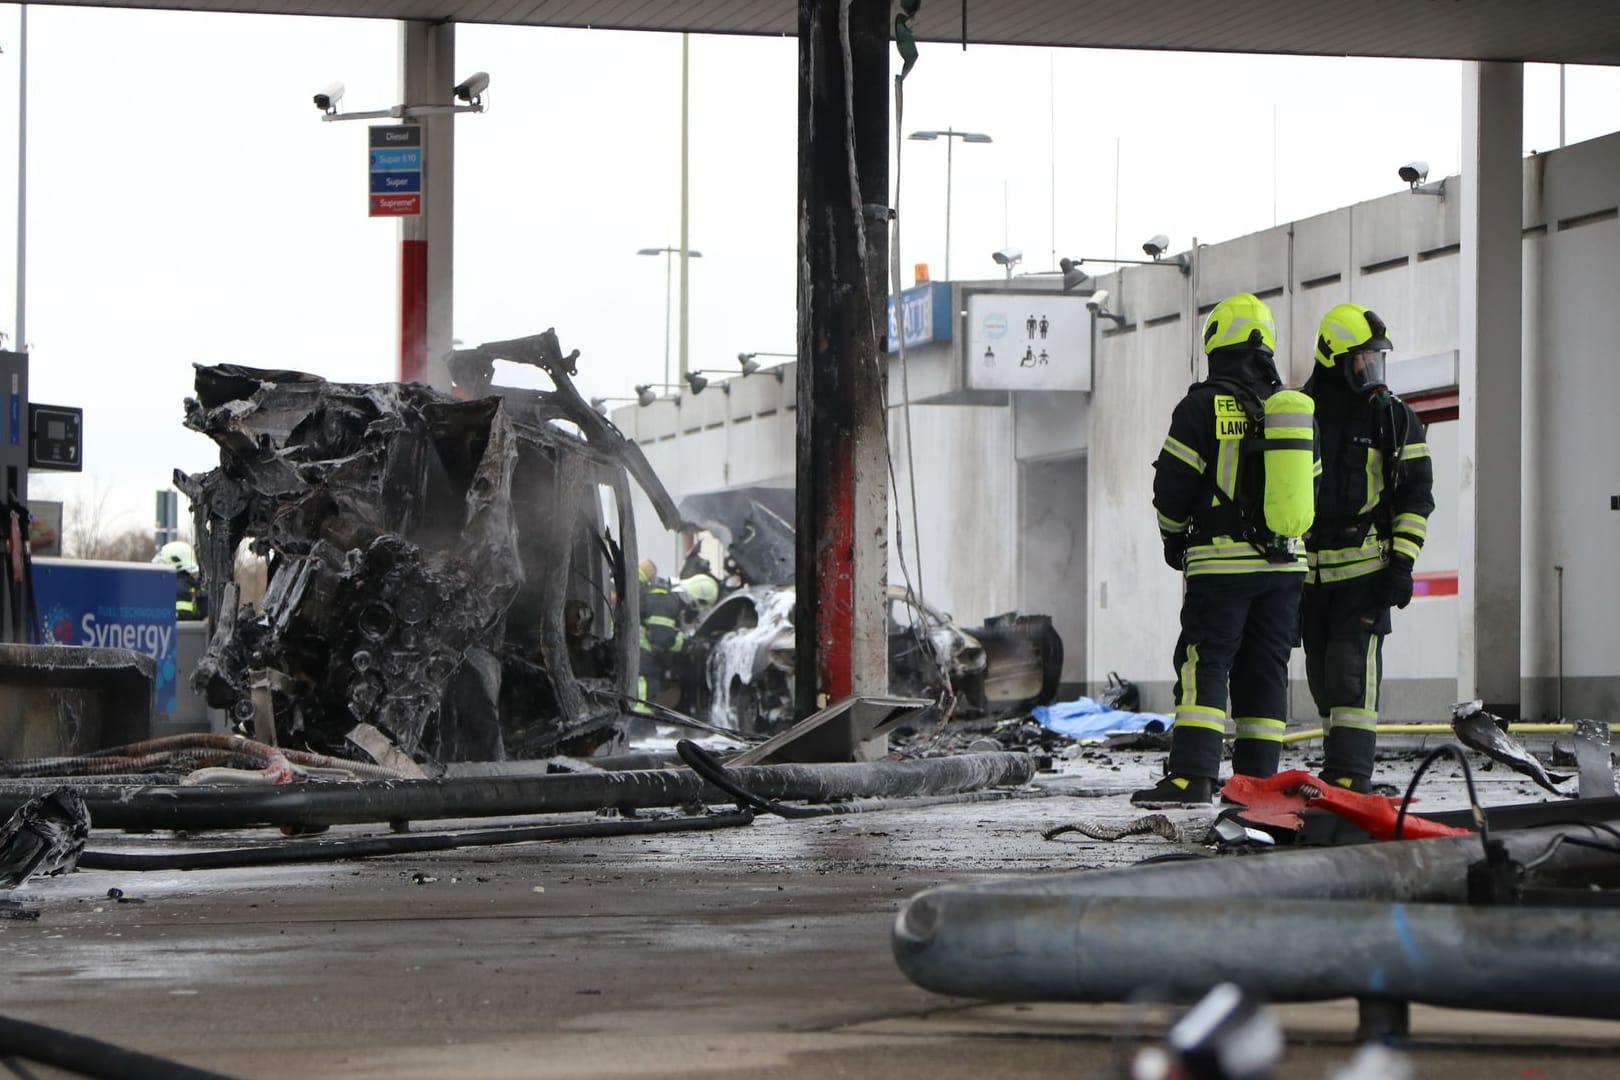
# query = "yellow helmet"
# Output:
<box><xmin>1315</xmin><ymin>303</ymin><xmax>1392</xmax><ymax>394</ymax></box>
<box><xmin>1202</xmin><ymin>293</ymin><xmax>1277</xmax><ymax>356</ymax></box>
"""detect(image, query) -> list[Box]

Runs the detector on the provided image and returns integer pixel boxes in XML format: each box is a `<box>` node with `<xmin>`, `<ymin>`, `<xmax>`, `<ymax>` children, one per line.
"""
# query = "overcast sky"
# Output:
<box><xmin>8</xmin><ymin>6</ymin><xmax>1620</xmax><ymax>535</ymax></box>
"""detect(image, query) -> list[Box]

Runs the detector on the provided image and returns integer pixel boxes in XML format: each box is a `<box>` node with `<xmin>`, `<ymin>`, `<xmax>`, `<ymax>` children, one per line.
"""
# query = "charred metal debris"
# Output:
<box><xmin>176</xmin><ymin>330</ymin><xmax>683</xmax><ymax>767</ymax></box>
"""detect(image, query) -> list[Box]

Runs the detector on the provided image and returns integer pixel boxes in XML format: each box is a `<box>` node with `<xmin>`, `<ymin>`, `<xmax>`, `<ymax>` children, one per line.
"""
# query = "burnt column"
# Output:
<box><xmin>795</xmin><ymin>0</ymin><xmax>890</xmax><ymax>716</ymax></box>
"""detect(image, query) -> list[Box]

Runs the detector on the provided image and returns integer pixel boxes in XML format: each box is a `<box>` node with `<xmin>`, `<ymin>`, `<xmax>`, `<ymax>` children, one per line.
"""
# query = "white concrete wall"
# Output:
<box><xmin>614</xmin><ymin>129</ymin><xmax>1620</xmax><ymax>720</ymax></box>
<box><xmin>614</xmin><ymin>366</ymin><xmax>796</xmax><ymax>576</ymax></box>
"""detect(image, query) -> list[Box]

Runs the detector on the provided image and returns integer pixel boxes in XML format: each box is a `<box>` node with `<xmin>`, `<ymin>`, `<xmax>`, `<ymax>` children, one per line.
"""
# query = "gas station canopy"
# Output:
<box><xmin>35</xmin><ymin>0</ymin><xmax>1620</xmax><ymax>66</ymax></box>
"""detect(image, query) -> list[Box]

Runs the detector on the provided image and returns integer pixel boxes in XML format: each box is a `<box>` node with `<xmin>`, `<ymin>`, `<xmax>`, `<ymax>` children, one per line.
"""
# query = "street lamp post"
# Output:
<box><xmin>638</xmin><ymin>245</ymin><xmax>702</xmax><ymax>389</ymax></box>
<box><xmin>908</xmin><ymin>128</ymin><xmax>992</xmax><ymax>280</ymax></box>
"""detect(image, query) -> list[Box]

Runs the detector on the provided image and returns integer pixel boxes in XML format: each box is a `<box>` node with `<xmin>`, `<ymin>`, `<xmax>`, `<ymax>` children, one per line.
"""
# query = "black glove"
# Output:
<box><xmin>1163</xmin><ymin>534</ymin><xmax>1188</xmax><ymax>572</ymax></box>
<box><xmin>1384</xmin><ymin>555</ymin><xmax>1414</xmax><ymax>610</ymax></box>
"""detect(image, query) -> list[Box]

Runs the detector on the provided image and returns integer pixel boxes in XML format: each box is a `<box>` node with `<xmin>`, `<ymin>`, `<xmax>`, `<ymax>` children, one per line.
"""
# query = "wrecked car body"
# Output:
<box><xmin>177</xmin><ymin>330</ymin><xmax>683</xmax><ymax>764</ymax></box>
<box><xmin>681</xmin><ymin>584</ymin><xmax>1063</xmax><ymax>734</ymax></box>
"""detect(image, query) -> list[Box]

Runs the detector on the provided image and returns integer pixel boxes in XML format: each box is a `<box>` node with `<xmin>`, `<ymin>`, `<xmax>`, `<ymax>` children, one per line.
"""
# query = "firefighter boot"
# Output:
<box><xmin>1131</xmin><ymin>773</ymin><xmax>1214</xmax><ymax>808</ymax></box>
<box><xmin>1133</xmin><ymin>726</ymin><xmax>1221</xmax><ymax>807</ymax></box>
<box><xmin>1320</xmin><ymin>725</ymin><xmax>1377</xmax><ymax>794</ymax></box>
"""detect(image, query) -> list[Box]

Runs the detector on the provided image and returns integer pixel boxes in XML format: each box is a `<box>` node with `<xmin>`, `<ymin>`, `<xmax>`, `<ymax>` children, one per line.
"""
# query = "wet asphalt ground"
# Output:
<box><xmin>3</xmin><ymin>738</ymin><xmax>1618</xmax><ymax>1078</ymax></box>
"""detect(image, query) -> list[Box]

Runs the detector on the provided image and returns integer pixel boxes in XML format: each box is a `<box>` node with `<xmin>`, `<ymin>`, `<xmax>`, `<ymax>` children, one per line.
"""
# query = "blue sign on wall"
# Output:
<box><xmin>33</xmin><ymin>559</ymin><xmax>179</xmax><ymax>714</ymax></box>
<box><xmin>886</xmin><ymin>281</ymin><xmax>953</xmax><ymax>353</ymax></box>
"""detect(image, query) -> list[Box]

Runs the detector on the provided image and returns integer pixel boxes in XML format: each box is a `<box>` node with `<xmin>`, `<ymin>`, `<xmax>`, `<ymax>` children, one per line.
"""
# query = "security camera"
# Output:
<box><xmin>313</xmin><ymin>82</ymin><xmax>345</xmax><ymax>114</ymax></box>
<box><xmin>1398</xmin><ymin>161</ymin><xmax>1429</xmax><ymax>185</ymax></box>
<box><xmin>1085</xmin><ymin>289</ymin><xmax>1110</xmax><ymax>313</ymax></box>
<box><xmin>454</xmin><ymin>71</ymin><xmax>491</xmax><ymax>105</ymax></box>
<box><xmin>1143</xmin><ymin>234</ymin><xmax>1171</xmax><ymax>259</ymax></box>
<box><xmin>992</xmin><ymin>247</ymin><xmax>1023</xmax><ymax>267</ymax></box>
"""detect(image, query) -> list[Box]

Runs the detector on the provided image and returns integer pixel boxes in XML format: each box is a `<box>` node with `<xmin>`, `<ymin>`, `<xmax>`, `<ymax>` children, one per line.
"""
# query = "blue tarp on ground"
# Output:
<box><xmin>1033</xmin><ymin>696</ymin><xmax>1173</xmax><ymax>743</ymax></box>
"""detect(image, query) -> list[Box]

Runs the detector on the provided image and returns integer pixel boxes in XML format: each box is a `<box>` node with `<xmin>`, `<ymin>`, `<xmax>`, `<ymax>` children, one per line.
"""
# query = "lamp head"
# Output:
<box><xmin>635</xmin><ymin>384</ymin><xmax>656</xmax><ymax>407</ymax></box>
<box><xmin>1059</xmin><ymin>258</ymin><xmax>1094</xmax><ymax>294</ymax></box>
<box><xmin>685</xmin><ymin>372</ymin><xmax>709</xmax><ymax>395</ymax></box>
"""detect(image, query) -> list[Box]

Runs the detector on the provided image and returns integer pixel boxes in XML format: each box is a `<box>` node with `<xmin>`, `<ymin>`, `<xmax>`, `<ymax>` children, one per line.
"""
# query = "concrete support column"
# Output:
<box><xmin>794</xmin><ymin>0</ymin><xmax>889</xmax><ymax>713</ymax></box>
<box><xmin>1457</xmin><ymin>61</ymin><xmax>1523</xmax><ymax>715</ymax></box>
<box><xmin>399</xmin><ymin>20</ymin><xmax>454</xmax><ymax>391</ymax></box>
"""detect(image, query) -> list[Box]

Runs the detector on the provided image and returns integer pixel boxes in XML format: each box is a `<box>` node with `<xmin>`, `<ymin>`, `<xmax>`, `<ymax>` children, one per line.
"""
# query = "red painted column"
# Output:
<box><xmin>399</xmin><ymin>238</ymin><xmax>429</xmax><ymax>384</ymax></box>
<box><xmin>795</xmin><ymin>0</ymin><xmax>890</xmax><ymax>718</ymax></box>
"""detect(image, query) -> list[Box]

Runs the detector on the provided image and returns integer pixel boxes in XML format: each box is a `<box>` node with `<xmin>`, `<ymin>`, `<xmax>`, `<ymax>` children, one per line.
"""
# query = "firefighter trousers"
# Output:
<box><xmin>1166</xmin><ymin>571</ymin><xmax>1302</xmax><ymax>781</ymax></box>
<box><xmin>1302</xmin><ymin>573</ymin><xmax>1390</xmax><ymax>780</ymax></box>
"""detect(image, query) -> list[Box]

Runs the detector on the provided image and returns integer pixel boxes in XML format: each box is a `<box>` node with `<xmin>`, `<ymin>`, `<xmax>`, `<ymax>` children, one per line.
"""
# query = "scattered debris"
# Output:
<box><xmin>176</xmin><ymin>330</ymin><xmax>683</xmax><ymax>765</ymax></box>
<box><xmin>0</xmin><ymin>787</ymin><xmax>89</xmax><ymax>889</ymax></box>
<box><xmin>0</xmin><ymin>896</ymin><xmax>41</xmax><ymax>919</ymax></box>
<box><xmin>1452</xmin><ymin>701</ymin><xmax>1571</xmax><ymax>795</ymax></box>
<box><xmin>1043</xmin><ymin>814</ymin><xmax>1182</xmax><ymax>843</ymax></box>
<box><xmin>1094</xmin><ymin>671</ymin><xmax>1140</xmax><ymax>713</ymax></box>
<box><xmin>1220</xmin><ymin>771</ymin><xmax>1470</xmax><ymax>841</ymax></box>
<box><xmin>1572</xmin><ymin>719</ymin><xmax>1617</xmax><ymax>798</ymax></box>
<box><xmin>684</xmin><ymin>585</ymin><xmax>1062</xmax><ymax>734</ymax></box>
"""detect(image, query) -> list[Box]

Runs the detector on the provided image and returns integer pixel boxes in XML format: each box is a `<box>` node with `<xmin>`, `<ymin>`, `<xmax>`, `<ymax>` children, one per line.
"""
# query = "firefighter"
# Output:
<box><xmin>153</xmin><ymin>540</ymin><xmax>207</xmax><ymax>621</ymax></box>
<box><xmin>1133</xmin><ymin>293</ymin><xmax>1320</xmax><ymax>808</ymax></box>
<box><xmin>673</xmin><ymin>550</ymin><xmax>722</xmax><ymax>613</ymax></box>
<box><xmin>636</xmin><ymin>559</ymin><xmax>688</xmax><ymax>713</ymax></box>
<box><xmin>1302</xmin><ymin>304</ymin><xmax>1434</xmax><ymax>792</ymax></box>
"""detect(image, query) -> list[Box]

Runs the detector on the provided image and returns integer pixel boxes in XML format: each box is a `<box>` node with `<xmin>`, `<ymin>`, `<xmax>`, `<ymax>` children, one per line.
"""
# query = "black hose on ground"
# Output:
<box><xmin>0</xmin><ymin>1014</ymin><xmax>235</xmax><ymax>1080</ymax></box>
<box><xmin>675</xmin><ymin>739</ymin><xmax>827</xmax><ymax>818</ymax></box>
<box><xmin>0</xmin><ymin>753</ymin><xmax>1036</xmax><ymax>831</ymax></box>
<box><xmin>77</xmin><ymin>810</ymin><xmax>756</xmax><ymax>872</ymax></box>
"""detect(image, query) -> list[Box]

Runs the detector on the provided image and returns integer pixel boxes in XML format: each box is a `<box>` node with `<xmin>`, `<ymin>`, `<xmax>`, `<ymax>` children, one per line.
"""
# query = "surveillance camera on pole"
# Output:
<box><xmin>315</xmin><ymin>73</ymin><xmax>492</xmax><ymax>122</ymax></box>
<box><xmin>1142</xmin><ymin>234</ymin><xmax>1171</xmax><ymax>259</ymax></box>
<box><xmin>1086</xmin><ymin>289</ymin><xmax>1110</xmax><ymax>314</ymax></box>
<box><xmin>313</xmin><ymin>82</ymin><xmax>345</xmax><ymax>115</ymax></box>
<box><xmin>992</xmin><ymin>247</ymin><xmax>1022</xmax><ymax>280</ymax></box>
<box><xmin>453</xmin><ymin>71</ymin><xmax>490</xmax><ymax>106</ymax></box>
<box><xmin>1399</xmin><ymin>160</ymin><xmax>1445</xmax><ymax>199</ymax></box>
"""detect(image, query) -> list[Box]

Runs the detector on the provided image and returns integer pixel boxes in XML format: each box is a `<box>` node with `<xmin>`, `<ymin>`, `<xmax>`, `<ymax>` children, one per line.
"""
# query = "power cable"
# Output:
<box><xmin>1392</xmin><ymin>743</ymin><xmax>1490</xmax><ymax>863</ymax></box>
<box><xmin>676</xmin><ymin>738</ymin><xmax>828</xmax><ymax>819</ymax></box>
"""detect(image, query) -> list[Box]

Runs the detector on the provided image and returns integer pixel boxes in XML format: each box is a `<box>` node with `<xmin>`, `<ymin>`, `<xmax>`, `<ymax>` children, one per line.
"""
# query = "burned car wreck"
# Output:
<box><xmin>679</xmin><ymin>584</ymin><xmax>1064</xmax><ymax>735</ymax></box>
<box><xmin>177</xmin><ymin>330</ymin><xmax>683</xmax><ymax>764</ymax></box>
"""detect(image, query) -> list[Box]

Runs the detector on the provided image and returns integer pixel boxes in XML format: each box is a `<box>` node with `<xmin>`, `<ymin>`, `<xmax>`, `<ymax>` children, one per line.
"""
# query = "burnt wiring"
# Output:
<box><xmin>1520</xmin><ymin>820</ymin><xmax>1620</xmax><ymax>873</ymax></box>
<box><xmin>1392</xmin><ymin>743</ymin><xmax>1490</xmax><ymax>862</ymax></box>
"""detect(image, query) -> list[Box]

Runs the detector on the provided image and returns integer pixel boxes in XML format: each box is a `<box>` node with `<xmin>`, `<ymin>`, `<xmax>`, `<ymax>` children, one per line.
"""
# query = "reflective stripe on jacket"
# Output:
<box><xmin>1304</xmin><ymin>394</ymin><xmax>1434</xmax><ymax>587</ymax></box>
<box><xmin>1154</xmin><ymin>381</ymin><xmax>1318</xmax><ymax>577</ymax></box>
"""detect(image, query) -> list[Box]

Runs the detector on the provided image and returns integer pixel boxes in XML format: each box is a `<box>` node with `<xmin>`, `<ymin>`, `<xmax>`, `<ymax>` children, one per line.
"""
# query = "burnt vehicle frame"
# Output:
<box><xmin>679</xmin><ymin>584</ymin><xmax>1063</xmax><ymax>734</ymax></box>
<box><xmin>177</xmin><ymin>330</ymin><xmax>684</xmax><ymax>764</ymax></box>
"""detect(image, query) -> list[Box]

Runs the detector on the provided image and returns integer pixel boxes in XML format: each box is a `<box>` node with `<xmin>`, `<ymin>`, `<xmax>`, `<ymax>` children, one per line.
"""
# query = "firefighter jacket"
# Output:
<box><xmin>175</xmin><ymin>570</ymin><xmax>206</xmax><ymax>621</ymax></box>
<box><xmin>1301</xmin><ymin>371</ymin><xmax>1434</xmax><ymax>586</ymax></box>
<box><xmin>639</xmin><ymin>579</ymin><xmax>688</xmax><ymax>653</ymax></box>
<box><xmin>1153</xmin><ymin>348</ymin><xmax>1321</xmax><ymax>577</ymax></box>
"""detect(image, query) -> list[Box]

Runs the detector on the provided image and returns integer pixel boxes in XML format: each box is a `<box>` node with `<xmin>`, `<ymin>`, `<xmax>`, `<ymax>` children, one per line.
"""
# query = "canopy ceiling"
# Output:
<box><xmin>35</xmin><ymin>0</ymin><xmax>1620</xmax><ymax>66</ymax></box>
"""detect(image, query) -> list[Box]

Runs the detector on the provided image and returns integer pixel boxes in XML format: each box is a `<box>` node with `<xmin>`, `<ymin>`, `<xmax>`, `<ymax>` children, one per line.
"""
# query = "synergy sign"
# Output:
<box><xmin>34</xmin><ymin>559</ymin><xmax>179</xmax><ymax>714</ymax></box>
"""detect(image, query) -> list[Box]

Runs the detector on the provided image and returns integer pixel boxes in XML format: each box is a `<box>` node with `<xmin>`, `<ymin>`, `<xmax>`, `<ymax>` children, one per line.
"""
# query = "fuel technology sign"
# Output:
<box><xmin>369</xmin><ymin>125</ymin><xmax>422</xmax><ymax>217</ymax></box>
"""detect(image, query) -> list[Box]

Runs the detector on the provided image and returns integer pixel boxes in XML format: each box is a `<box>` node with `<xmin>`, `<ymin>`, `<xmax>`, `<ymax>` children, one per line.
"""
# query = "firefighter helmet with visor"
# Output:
<box><xmin>1315</xmin><ymin>303</ymin><xmax>1392</xmax><ymax>396</ymax></box>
